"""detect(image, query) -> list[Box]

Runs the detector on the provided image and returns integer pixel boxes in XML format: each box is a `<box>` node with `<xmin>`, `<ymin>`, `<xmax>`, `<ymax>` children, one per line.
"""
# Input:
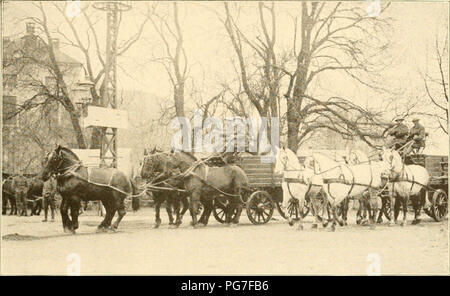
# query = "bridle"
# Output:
<box><xmin>46</xmin><ymin>149</ymin><xmax>81</xmax><ymax>177</ymax></box>
<box><xmin>141</xmin><ymin>151</ymin><xmax>172</xmax><ymax>183</ymax></box>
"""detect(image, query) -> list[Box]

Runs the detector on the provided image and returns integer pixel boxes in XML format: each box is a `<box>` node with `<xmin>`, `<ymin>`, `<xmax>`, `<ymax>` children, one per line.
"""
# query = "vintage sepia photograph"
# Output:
<box><xmin>1</xmin><ymin>0</ymin><xmax>448</xmax><ymax>277</ymax></box>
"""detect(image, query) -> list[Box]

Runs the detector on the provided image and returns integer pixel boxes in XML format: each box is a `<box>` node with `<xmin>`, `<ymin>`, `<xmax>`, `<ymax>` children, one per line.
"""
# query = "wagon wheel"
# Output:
<box><xmin>246</xmin><ymin>191</ymin><xmax>274</xmax><ymax>225</ymax></box>
<box><xmin>431</xmin><ymin>189</ymin><xmax>448</xmax><ymax>222</ymax></box>
<box><xmin>287</xmin><ymin>198</ymin><xmax>310</xmax><ymax>220</ymax></box>
<box><xmin>423</xmin><ymin>202</ymin><xmax>434</xmax><ymax>218</ymax></box>
<box><xmin>212</xmin><ymin>197</ymin><xmax>238</xmax><ymax>224</ymax></box>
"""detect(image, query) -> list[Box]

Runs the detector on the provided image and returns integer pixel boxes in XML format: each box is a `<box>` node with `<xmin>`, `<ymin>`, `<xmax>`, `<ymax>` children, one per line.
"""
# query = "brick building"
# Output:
<box><xmin>2</xmin><ymin>22</ymin><xmax>84</xmax><ymax>174</ymax></box>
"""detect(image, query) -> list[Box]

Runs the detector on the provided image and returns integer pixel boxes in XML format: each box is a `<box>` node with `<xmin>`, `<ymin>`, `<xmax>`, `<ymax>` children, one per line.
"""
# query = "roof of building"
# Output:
<box><xmin>3</xmin><ymin>34</ymin><xmax>82</xmax><ymax>67</ymax></box>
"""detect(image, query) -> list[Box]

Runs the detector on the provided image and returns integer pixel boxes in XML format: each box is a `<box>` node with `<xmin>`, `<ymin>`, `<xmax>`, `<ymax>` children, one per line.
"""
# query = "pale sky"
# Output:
<box><xmin>2</xmin><ymin>1</ymin><xmax>449</xmax><ymax>154</ymax></box>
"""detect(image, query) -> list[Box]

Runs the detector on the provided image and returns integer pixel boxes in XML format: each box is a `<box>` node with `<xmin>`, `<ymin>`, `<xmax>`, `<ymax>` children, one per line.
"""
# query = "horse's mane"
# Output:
<box><xmin>60</xmin><ymin>146</ymin><xmax>81</xmax><ymax>161</ymax></box>
<box><xmin>179</xmin><ymin>151</ymin><xmax>198</xmax><ymax>161</ymax></box>
<box><xmin>284</xmin><ymin>147</ymin><xmax>302</xmax><ymax>169</ymax></box>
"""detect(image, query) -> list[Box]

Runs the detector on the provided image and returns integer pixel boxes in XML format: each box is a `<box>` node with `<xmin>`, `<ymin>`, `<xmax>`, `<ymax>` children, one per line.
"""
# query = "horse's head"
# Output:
<box><xmin>274</xmin><ymin>146</ymin><xmax>301</xmax><ymax>176</ymax></box>
<box><xmin>274</xmin><ymin>146</ymin><xmax>286</xmax><ymax>176</ymax></box>
<box><xmin>42</xmin><ymin>146</ymin><xmax>63</xmax><ymax>181</ymax></box>
<box><xmin>379</xmin><ymin>147</ymin><xmax>403</xmax><ymax>180</ymax></box>
<box><xmin>140</xmin><ymin>148</ymin><xmax>167</xmax><ymax>180</ymax></box>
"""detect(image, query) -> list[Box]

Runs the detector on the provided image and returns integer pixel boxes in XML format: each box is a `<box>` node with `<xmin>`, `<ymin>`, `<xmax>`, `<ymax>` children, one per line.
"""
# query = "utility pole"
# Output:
<box><xmin>93</xmin><ymin>1</ymin><xmax>131</xmax><ymax>168</ymax></box>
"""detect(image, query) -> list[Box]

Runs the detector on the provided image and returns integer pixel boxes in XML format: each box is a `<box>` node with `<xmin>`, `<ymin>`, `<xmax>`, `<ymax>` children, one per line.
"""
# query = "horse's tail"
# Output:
<box><xmin>130</xmin><ymin>180</ymin><xmax>140</xmax><ymax>212</ymax></box>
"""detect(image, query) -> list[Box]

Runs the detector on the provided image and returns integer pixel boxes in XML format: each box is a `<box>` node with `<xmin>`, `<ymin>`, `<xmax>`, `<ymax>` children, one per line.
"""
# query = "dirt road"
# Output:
<box><xmin>1</xmin><ymin>208</ymin><xmax>448</xmax><ymax>275</ymax></box>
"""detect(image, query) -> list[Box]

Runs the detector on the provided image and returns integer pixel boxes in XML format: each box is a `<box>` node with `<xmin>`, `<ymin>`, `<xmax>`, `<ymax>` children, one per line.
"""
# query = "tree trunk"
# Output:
<box><xmin>69</xmin><ymin>111</ymin><xmax>87</xmax><ymax>149</ymax></box>
<box><xmin>287</xmin><ymin>2</ymin><xmax>313</xmax><ymax>153</ymax></box>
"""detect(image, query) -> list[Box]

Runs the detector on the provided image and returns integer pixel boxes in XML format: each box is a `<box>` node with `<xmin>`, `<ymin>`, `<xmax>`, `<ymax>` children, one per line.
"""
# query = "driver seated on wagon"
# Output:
<box><xmin>404</xmin><ymin>118</ymin><xmax>426</xmax><ymax>155</ymax></box>
<box><xmin>386</xmin><ymin>117</ymin><xmax>409</xmax><ymax>154</ymax></box>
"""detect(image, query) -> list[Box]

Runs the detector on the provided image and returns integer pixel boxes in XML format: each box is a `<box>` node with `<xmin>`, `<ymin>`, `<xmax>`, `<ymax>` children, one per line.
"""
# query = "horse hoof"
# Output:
<box><xmin>329</xmin><ymin>226</ymin><xmax>336</xmax><ymax>232</ymax></box>
<box><xmin>96</xmin><ymin>226</ymin><xmax>107</xmax><ymax>233</ymax></box>
<box><xmin>230</xmin><ymin>223</ymin><xmax>238</xmax><ymax>228</ymax></box>
<box><xmin>297</xmin><ymin>225</ymin><xmax>304</xmax><ymax>231</ymax></box>
<box><xmin>107</xmin><ymin>227</ymin><xmax>117</xmax><ymax>233</ymax></box>
<box><xmin>311</xmin><ymin>224</ymin><xmax>318</xmax><ymax>229</ymax></box>
<box><xmin>343</xmin><ymin>221</ymin><xmax>348</xmax><ymax>226</ymax></box>
<box><xmin>153</xmin><ymin>222</ymin><xmax>161</xmax><ymax>229</ymax></box>
<box><xmin>288</xmin><ymin>218</ymin><xmax>294</xmax><ymax>227</ymax></box>
<box><xmin>400</xmin><ymin>221</ymin><xmax>406</xmax><ymax>226</ymax></box>
<box><xmin>338</xmin><ymin>220</ymin><xmax>344</xmax><ymax>227</ymax></box>
<box><xmin>370</xmin><ymin>224</ymin><xmax>376</xmax><ymax>230</ymax></box>
<box><xmin>169</xmin><ymin>224</ymin><xmax>177</xmax><ymax>229</ymax></box>
<box><xmin>322</xmin><ymin>222</ymin><xmax>329</xmax><ymax>228</ymax></box>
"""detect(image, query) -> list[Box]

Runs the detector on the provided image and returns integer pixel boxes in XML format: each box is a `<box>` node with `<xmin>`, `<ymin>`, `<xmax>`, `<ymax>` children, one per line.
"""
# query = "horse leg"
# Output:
<box><xmin>171</xmin><ymin>199</ymin><xmax>181</xmax><ymax>229</ymax></box>
<box><xmin>2</xmin><ymin>196</ymin><xmax>6</xmax><ymax>215</ymax></box>
<box><xmin>394</xmin><ymin>197</ymin><xmax>401</xmax><ymax>223</ymax></box>
<box><xmin>197</xmin><ymin>196</ymin><xmax>208</xmax><ymax>226</ymax></box>
<box><xmin>388</xmin><ymin>185</ymin><xmax>396</xmax><ymax>226</ymax></box>
<box><xmin>60</xmin><ymin>197</ymin><xmax>72</xmax><ymax>233</ymax></box>
<box><xmin>35</xmin><ymin>199</ymin><xmax>42</xmax><ymax>215</ymax></box>
<box><xmin>376</xmin><ymin>196</ymin><xmax>385</xmax><ymax>223</ymax></box>
<box><xmin>166</xmin><ymin>194</ymin><xmax>175</xmax><ymax>225</ymax></box>
<box><xmin>199</xmin><ymin>198</ymin><xmax>213</xmax><ymax>226</ymax></box>
<box><xmin>342</xmin><ymin>197</ymin><xmax>349</xmax><ymax>226</ymax></box>
<box><xmin>177</xmin><ymin>194</ymin><xmax>189</xmax><ymax>225</ymax></box>
<box><xmin>69</xmin><ymin>199</ymin><xmax>80</xmax><ymax>233</ymax></box>
<box><xmin>310</xmin><ymin>194</ymin><xmax>320</xmax><ymax>229</ymax></box>
<box><xmin>189</xmin><ymin>190</ymin><xmax>201</xmax><ymax>227</ymax></box>
<box><xmin>401</xmin><ymin>194</ymin><xmax>408</xmax><ymax>226</ymax></box>
<box><xmin>112</xmin><ymin>194</ymin><xmax>127</xmax><ymax>230</ymax></box>
<box><xmin>232</xmin><ymin>191</ymin><xmax>243</xmax><ymax>226</ymax></box>
<box><xmin>153</xmin><ymin>196</ymin><xmax>162</xmax><ymax>228</ymax></box>
<box><xmin>330</xmin><ymin>202</ymin><xmax>338</xmax><ymax>232</ymax></box>
<box><xmin>10</xmin><ymin>196</ymin><xmax>17</xmax><ymax>215</ymax></box>
<box><xmin>97</xmin><ymin>200</ymin><xmax>112</xmax><ymax>231</ymax></box>
<box><xmin>368</xmin><ymin>191</ymin><xmax>379</xmax><ymax>230</ymax></box>
<box><xmin>296</xmin><ymin>197</ymin><xmax>305</xmax><ymax>231</ymax></box>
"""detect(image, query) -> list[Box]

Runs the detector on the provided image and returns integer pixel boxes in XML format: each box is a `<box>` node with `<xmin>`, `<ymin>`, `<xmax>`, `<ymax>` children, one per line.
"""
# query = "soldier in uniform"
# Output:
<box><xmin>42</xmin><ymin>175</ymin><xmax>57</xmax><ymax>222</ymax></box>
<box><xmin>405</xmin><ymin>118</ymin><xmax>426</xmax><ymax>155</ymax></box>
<box><xmin>12</xmin><ymin>174</ymin><xmax>29</xmax><ymax>217</ymax></box>
<box><xmin>386</xmin><ymin>118</ymin><xmax>409</xmax><ymax>151</ymax></box>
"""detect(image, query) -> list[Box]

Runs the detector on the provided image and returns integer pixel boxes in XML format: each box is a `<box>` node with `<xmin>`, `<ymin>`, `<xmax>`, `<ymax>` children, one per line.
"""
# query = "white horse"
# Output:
<box><xmin>274</xmin><ymin>147</ymin><xmax>326</xmax><ymax>230</ymax></box>
<box><xmin>311</xmin><ymin>152</ymin><xmax>391</xmax><ymax>231</ymax></box>
<box><xmin>380</xmin><ymin>148</ymin><xmax>430</xmax><ymax>225</ymax></box>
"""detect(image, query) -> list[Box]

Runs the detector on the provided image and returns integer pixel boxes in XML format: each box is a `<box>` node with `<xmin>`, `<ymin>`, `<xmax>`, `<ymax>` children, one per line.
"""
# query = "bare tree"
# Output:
<box><xmin>421</xmin><ymin>30</ymin><xmax>449</xmax><ymax>134</ymax></box>
<box><xmin>280</xmin><ymin>2</ymin><xmax>393</xmax><ymax>151</ymax></box>
<box><xmin>4</xmin><ymin>2</ymin><xmax>148</xmax><ymax>149</ymax></box>
<box><xmin>222</xmin><ymin>2</ymin><xmax>285</xmax><ymax>140</ymax></box>
<box><xmin>146</xmin><ymin>2</ymin><xmax>187</xmax><ymax>118</ymax></box>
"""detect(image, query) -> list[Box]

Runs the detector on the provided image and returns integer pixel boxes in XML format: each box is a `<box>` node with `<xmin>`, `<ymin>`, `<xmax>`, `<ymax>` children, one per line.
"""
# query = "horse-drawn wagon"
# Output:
<box><xmin>209</xmin><ymin>154</ymin><xmax>305</xmax><ymax>225</ymax></box>
<box><xmin>406</xmin><ymin>154</ymin><xmax>448</xmax><ymax>221</ymax></box>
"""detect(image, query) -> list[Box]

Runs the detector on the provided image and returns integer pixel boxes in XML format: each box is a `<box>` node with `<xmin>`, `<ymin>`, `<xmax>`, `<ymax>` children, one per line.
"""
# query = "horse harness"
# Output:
<box><xmin>54</xmin><ymin>160</ymin><xmax>144</xmax><ymax>198</ymax></box>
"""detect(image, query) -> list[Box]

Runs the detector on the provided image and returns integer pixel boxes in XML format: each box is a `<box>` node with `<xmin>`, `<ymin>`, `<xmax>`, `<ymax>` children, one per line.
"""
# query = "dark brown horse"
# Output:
<box><xmin>12</xmin><ymin>174</ymin><xmax>29</xmax><ymax>216</ymax></box>
<box><xmin>2</xmin><ymin>177</ymin><xmax>16</xmax><ymax>215</ymax></box>
<box><xmin>26</xmin><ymin>175</ymin><xmax>44</xmax><ymax>216</ymax></box>
<box><xmin>162</xmin><ymin>151</ymin><xmax>250</xmax><ymax>227</ymax></box>
<box><xmin>42</xmin><ymin>145</ymin><xmax>138</xmax><ymax>233</ymax></box>
<box><xmin>140</xmin><ymin>149</ymin><xmax>189</xmax><ymax>228</ymax></box>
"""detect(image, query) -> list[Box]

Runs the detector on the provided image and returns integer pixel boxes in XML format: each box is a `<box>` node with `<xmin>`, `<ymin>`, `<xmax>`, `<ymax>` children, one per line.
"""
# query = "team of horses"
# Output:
<box><xmin>2</xmin><ymin>174</ymin><xmax>44</xmax><ymax>216</ymax></box>
<box><xmin>4</xmin><ymin>144</ymin><xmax>431</xmax><ymax>233</ymax></box>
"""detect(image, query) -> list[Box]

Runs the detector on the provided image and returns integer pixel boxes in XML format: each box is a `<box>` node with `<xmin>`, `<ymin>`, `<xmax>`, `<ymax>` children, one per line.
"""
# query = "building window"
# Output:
<box><xmin>3</xmin><ymin>74</ymin><xmax>17</xmax><ymax>88</ymax></box>
<box><xmin>2</xmin><ymin>95</ymin><xmax>17</xmax><ymax>125</ymax></box>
